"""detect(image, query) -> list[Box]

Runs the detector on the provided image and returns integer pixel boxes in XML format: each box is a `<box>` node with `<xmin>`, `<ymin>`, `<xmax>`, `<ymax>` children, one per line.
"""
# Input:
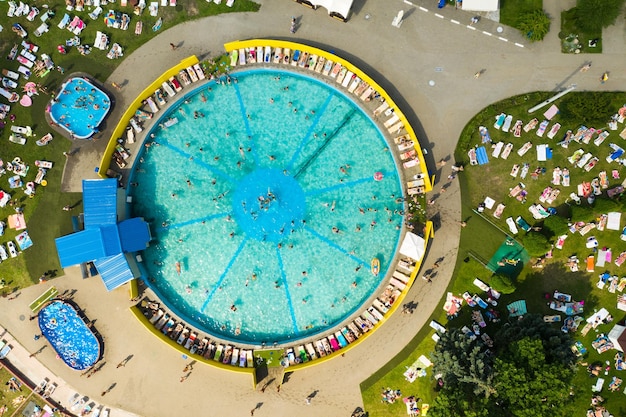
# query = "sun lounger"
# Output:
<box><xmin>94</xmin><ymin>31</ymin><xmax>108</xmax><ymax>50</ymax></box>
<box><xmin>392</xmin><ymin>270</ymin><xmax>409</xmax><ymax>283</ymax></box>
<box><xmin>492</xmin><ymin>141</ymin><xmax>504</xmax><ymax>158</ymax></box>
<box><xmin>389</xmin><ymin>277</ymin><xmax>406</xmax><ymax>290</ymax></box>
<box><xmin>58</xmin><ymin>13</ymin><xmax>71</xmax><ymax>29</ymax></box>
<box><xmin>176</xmin><ymin>327</ymin><xmax>189</xmax><ymax>344</ymax></box>
<box><xmin>89</xmin><ymin>6</ymin><xmax>102</xmax><ymax>20</ymax></box>
<box><xmin>493</xmin><ymin>113</ymin><xmax>505</xmax><ymax>130</ymax></box>
<box><xmin>429</xmin><ymin>320</ymin><xmax>446</xmax><ymax>334</ymax></box>
<box><xmin>0</xmin><ymin>344</ymin><xmax>11</xmax><ymax>359</ymax></box>
<box><xmin>505</xmin><ymin>217</ymin><xmax>518</xmax><ymax>235</ymax></box>
<box><xmin>384</xmin><ymin>114</ymin><xmax>399</xmax><ymax>128</ymax></box>
<box><xmin>501</xmin><ymin>143</ymin><xmax>513</xmax><ymax>159</ymax></box>
<box><xmin>523</xmin><ymin>118</ymin><xmax>538</xmax><ymax>132</ymax></box>
<box><xmin>184</xmin><ymin>332</ymin><xmax>196</xmax><ymax>349</ymax></box>
<box><xmin>536</xmin><ymin>120</ymin><xmax>549</xmax><ymax>137</ymax></box>
<box><xmin>161</xmin><ymin>81</ymin><xmax>175</xmax><ymax>97</ymax></box>
<box><xmin>305</xmin><ymin>343</ymin><xmax>316</xmax><ymax>360</ymax></box>
<box><xmin>193</xmin><ymin>64</ymin><xmax>205</xmax><ymax>80</ymax></box>
<box><xmin>493</xmin><ymin>203</ymin><xmax>505</xmax><ymax>219</ymax></box>
<box><xmin>342</xmin><ymin>327</ymin><xmax>356</xmax><ymax>343</ymax></box>
<box><xmin>547</xmin><ymin>122</ymin><xmax>561</xmax><ymax>139</ymax></box>
<box><xmin>149</xmin><ymin>2</ymin><xmax>158</xmax><ymax>15</ymax></box>
<box><xmin>502</xmin><ymin>115</ymin><xmax>513</xmax><ymax>132</ymax></box>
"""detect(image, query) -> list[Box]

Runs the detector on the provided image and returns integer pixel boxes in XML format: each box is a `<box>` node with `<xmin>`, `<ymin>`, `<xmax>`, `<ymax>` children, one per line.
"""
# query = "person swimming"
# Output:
<box><xmin>175</xmin><ymin>261</ymin><xmax>181</xmax><ymax>275</ymax></box>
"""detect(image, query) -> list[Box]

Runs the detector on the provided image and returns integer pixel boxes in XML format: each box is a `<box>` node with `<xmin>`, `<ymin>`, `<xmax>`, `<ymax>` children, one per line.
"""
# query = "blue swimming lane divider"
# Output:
<box><xmin>276</xmin><ymin>248</ymin><xmax>300</xmax><ymax>335</ymax></box>
<box><xmin>160</xmin><ymin>211</ymin><xmax>230</xmax><ymax>231</ymax></box>
<box><xmin>232</xmin><ymin>83</ymin><xmax>259</xmax><ymax>167</ymax></box>
<box><xmin>162</xmin><ymin>142</ymin><xmax>238</xmax><ymax>184</ymax></box>
<box><xmin>304</xmin><ymin>170</ymin><xmax>394</xmax><ymax>197</ymax></box>
<box><xmin>201</xmin><ymin>238</ymin><xmax>248</xmax><ymax>312</ymax></box>
<box><xmin>293</xmin><ymin>108</ymin><xmax>357</xmax><ymax>179</ymax></box>
<box><xmin>286</xmin><ymin>92</ymin><xmax>334</xmax><ymax>172</ymax></box>
<box><xmin>304</xmin><ymin>227</ymin><xmax>367</xmax><ymax>266</ymax></box>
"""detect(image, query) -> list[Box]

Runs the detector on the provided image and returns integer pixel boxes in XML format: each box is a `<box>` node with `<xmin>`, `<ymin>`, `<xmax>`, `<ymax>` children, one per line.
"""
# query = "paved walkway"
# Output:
<box><xmin>3</xmin><ymin>1</ymin><xmax>626</xmax><ymax>416</ymax></box>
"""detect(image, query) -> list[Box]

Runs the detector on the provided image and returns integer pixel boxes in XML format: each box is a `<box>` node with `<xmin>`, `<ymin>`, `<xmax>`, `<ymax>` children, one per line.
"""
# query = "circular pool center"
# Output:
<box><xmin>130</xmin><ymin>68</ymin><xmax>404</xmax><ymax>344</ymax></box>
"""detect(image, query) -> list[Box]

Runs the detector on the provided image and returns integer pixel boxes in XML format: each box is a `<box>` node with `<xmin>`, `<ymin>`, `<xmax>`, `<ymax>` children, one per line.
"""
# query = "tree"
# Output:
<box><xmin>432</xmin><ymin>329</ymin><xmax>496</xmax><ymax>396</ymax></box>
<box><xmin>518</xmin><ymin>10</ymin><xmax>551</xmax><ymax>42</ymax></box>
<box><xmin>574</xmin><ymin>0</ymin><xmax>626</xmax><ymax>32</ymax></box>
<box><xmin>543</xmin><ymin>215</ymin><xmax>569</xmax><ymax>238</ymax></box>
<box><xmin>522</xmin><ymin>232</ymin><xmax>550</xmax><ymax>257</ymax></box>
<box><xmin>430</xmin><ymin>316</ymin><xmax>577</xmax><ymax>417</ymax></box>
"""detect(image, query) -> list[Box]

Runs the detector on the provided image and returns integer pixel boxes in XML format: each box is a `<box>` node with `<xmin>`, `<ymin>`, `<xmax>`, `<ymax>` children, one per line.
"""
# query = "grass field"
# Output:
<box><xmin>361</xmin><ymin>90</ymin><xmax>626</xmax><ymax>416</ymax></box>
<box><xmin>0</xmin><ymin>1</ymin><xmax>259</xmax><ymax>294</ymax></box>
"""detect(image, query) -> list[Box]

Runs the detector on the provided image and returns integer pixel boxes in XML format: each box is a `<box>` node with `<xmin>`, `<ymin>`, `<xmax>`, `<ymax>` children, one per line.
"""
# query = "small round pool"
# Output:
<box><xmin>38</xmin><ymin>300</ymin><xmax>100</xmax><ymax>370</ymax></box>
<box><xmin>49</xmin><ymin>76</ymin><xmax>111</xmax><ymax>139</ymax></box>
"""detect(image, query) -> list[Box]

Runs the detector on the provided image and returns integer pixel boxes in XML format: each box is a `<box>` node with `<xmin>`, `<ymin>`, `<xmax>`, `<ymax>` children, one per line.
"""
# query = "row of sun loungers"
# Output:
<box><xmin>124</xmin><ymin>64</ymin><xmax>205</xmax><ymax>140</ymax></box>
<box><xmin>143</xmin><ymin>302</ymin><xmax>254</xmax><ymax>368</ymax></box>
<box><xmin>283</xmin><ymin>268</ymin><xmax>413</xmax><ymax>365</ymax></box>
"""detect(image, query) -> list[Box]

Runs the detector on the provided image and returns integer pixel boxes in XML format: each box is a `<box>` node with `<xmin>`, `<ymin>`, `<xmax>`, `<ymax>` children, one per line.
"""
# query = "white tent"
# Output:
<box><xmin>399</xmin><ymin>232</ymin><xmax>426</xmax><ymax>261</ymax></box>
<box><xmin>609</xmin><ymin>324</ymin><xmax>626</xmax><ymax>352</ymax></box>
<box><xmin>462</xmin><ymin>0</ymin><xmax>499</xmax><ymax>12</ymax></box>
<box><xmin>297</xmin><ymin>0</ymin><xmax>353</xmax><ymax>21</ymax></box>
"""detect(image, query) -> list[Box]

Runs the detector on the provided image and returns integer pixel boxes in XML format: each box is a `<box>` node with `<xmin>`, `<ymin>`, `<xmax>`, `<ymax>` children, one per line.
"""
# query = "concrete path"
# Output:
<box><xmin>3</xmin><ymin>1</ymin><xmax>626</xmax><ymax>416</ymax></box>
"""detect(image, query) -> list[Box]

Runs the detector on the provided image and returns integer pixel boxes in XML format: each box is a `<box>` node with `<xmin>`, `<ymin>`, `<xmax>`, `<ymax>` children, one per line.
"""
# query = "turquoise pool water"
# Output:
<box><xmin>38</xmin><ymin>300</ymin><xmax>100</xmax><ymax>370</ymax></box>
<box><xmin>130</xmin><ymin>69</ymin><xmax>403</xmax><ymax>344</ymax></box>
<box><xmin>49</xmin><ymin>77</ymin><xmax>111</xmax><ymax>139</ymax></box>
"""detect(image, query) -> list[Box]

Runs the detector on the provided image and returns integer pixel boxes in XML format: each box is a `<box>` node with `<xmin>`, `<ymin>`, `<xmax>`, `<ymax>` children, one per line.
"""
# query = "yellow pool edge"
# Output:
<box><xmin>97</xmin><ymin>56</ymin><xmax>200</xmax><ymax>178</ymax></box>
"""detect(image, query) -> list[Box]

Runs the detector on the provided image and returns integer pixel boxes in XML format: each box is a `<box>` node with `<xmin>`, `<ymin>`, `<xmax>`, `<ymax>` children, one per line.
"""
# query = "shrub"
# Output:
<box><xmin>523</xmin><ymin>232</ymin><xmax>551</xmax><ymax>257</ymax></box>
<box><xmin>518</xmin><ymin>10</ymin><xmax>551</xmax><ymax>42</ymax></box>
<box><xmin>490</xmin><ymin>274</ymin><xmax>516</xmax><ymax>294</ymax></box>
<box><xmin>560</xmin><ymin>93</ymin><xmax>611</xmax><ymax>126</ymax></box>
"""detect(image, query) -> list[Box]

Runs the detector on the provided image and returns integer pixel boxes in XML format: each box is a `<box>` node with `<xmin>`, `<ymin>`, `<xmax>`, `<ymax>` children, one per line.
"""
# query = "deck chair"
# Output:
<box><xmin>89</xmin><ymin>6</ymin><xmax>102</xmax><ymax>20</ymax></box>
<box><xmin>58</xmin><ymin>13</ymin><xmax>70</xmax><ymax>29</ymax></box>
<box><xmin>34</xmin><ymin>23</ymin><xmax>49</xmax><ymax>37</ymax></box>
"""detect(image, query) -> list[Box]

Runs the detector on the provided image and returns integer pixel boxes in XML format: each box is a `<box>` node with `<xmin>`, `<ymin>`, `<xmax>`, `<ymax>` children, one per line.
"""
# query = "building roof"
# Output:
<box><xmin>55</xmin><ymin>179</ymin><xmax>150</xmax><ymax>291</ymax></box>
<box><xmin>83</xmin><ymin>178</ymin><xmax>118</xmax><ymax>229</ymax></box>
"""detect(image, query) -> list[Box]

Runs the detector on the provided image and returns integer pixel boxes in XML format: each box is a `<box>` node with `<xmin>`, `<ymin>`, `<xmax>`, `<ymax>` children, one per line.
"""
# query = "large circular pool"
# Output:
<box><xmin>130</xmin><ymin>68</ymin><xmax>404</xmax><ymax>344</ymax></box>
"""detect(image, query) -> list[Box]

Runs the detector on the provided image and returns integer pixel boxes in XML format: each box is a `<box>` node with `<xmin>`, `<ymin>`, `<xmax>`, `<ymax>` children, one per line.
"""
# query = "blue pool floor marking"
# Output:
<box><xmin>232</xmin><ymin>83</ymin><xmax>259</xmax><ymax>167</ymax></box>
<box><xmin>285</xmin><ymin>92</ymin><xmax>334</xmax><ymax>172</ymax></box>
<box><xmin>304</xmin><ymin>170</ymin><xmax>394</xmax><ymax>197</ymax></box>
<box><xmin>162</xmin><ymin>142</ymin><xmax>238</xmax><ymax>184</ymax></box>
<box><xmin>201</xmin><ymin>238</ymin><xmax>248</xmax><ymax>312</ymax></box>
<box><xmin>276</xmin><ymin>247</ymin><xmax>300</xmax><ymax>335</ymax></box>
<box><xmin>160</xmin><ymin>211</ymin><xmax>230</xmax><ymax>231</ymax></box>
<box><xmin>292</xmin><ymin>108</ymin><xmax>357</xmax><ymax>179</ymax></box>
<box><xmin>303</xmin><ymin>226</ymin><xmax>367</xmax><ymax>266</ymax></box>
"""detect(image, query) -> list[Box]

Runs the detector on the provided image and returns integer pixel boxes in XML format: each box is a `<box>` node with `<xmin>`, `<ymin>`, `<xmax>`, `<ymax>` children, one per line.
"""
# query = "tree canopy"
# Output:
<box><xmin>574</xmin><ymin>0</ymin><xmax>626</xmax><ymax>32</ymax></box>
<box><xmin>429</xmin><ymin>315</ymin><xmax>576</xmax><ymax>417</ymax></box>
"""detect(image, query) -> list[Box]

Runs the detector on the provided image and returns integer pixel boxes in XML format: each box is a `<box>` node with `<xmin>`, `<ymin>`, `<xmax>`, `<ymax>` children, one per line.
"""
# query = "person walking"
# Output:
<box><xmin>290</xmin><ymin>17</ymin><xmax>296</xmax><ymax>34</ymax></box>
<box><xmin>170</xmin><ymin>43</ymin><xmax>177</xmax><ymax>51</ymax></box>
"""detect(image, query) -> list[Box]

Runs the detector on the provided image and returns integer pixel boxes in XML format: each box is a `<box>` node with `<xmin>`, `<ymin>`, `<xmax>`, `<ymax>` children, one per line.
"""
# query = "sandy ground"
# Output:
<box><xmin>2</xmin><ymin>0</ymin><xmax>626</xmax><ymax>415</ymax></box>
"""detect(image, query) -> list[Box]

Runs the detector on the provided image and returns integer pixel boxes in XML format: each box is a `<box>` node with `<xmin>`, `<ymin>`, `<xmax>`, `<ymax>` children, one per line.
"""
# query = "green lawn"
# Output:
<box><xmin>499</xmin><ymin>0</ymin><xmax>542</xmax><ymax>29</ymax></box>
<box><xmin>0</xmin><ymin>1</ymin><xmax>259</xmax><ymax>293</ymax></box>
<box><xmin>560</xmin><ymin>8</ymin><xmax>603</xmax><ymax>54</ymax></box>
<box><xmin>362</xmin><ymin>91</ymin><xmax>626</xmax><ymax>415</ymax></box>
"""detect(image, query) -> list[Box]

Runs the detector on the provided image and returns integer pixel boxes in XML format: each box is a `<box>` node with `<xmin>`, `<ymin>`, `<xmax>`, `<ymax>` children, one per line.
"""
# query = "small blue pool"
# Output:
<box><xmin>38</xmin><ymin>300</ymin><xmax>101</xmax><ymax>370</ymax></box>
<box><xmin>49</xmin><ymin>77</ymin><xmax>111</xmax><ymax>139</ymax></box>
